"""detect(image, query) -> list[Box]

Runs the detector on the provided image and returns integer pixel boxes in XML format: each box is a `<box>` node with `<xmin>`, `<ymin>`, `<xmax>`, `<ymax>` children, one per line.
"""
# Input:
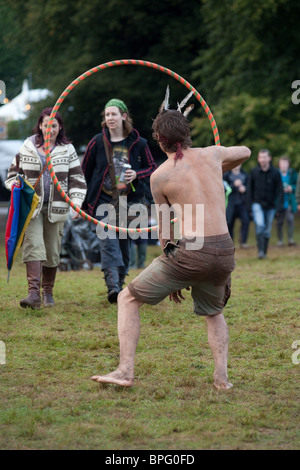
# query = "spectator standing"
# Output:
<box><xmin>5</xmin><ymin>108</ymin><xmax>87</xmax><ymax>309</ymax></box>
<box><xmin>81</xmin><ymin>99</ymin><xmax>156</xmax><ymax>303</ymax></box>
<box><xmin>223</xmin><ymin>164</ymin><xmax>250</xmax><ymax>248</ymax></box>
<box><xmin>130</xmin><ymin>239</ymin><xmax>148</xmax><ymax>269</ymax></box>
<box><xmin>246</xmin><ymin>149</ymin><xmax>284</xmax><ymax>259</ymax></box>
<box><xmin>296</xmin><ymin>169</ymin><xmax>300</xmax><ymax>211</ymax></box>
<box><xmin>276</xmin><ymin>156</ymin><xmax>298</xmax><ymax>246</ymax></box>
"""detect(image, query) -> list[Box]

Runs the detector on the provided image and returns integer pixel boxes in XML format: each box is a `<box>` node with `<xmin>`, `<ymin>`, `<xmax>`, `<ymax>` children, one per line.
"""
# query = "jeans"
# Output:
<box><xmin>251</xmin><ymin>203</ymin><xmax>276</xmax><ymax>239</ymax></box>
<box><xmin>95</xmin><ymin>209</ymin><xmax>131</xmax><ymax>273</ymax></box>
<box><xmin>98</xmin><ymin>235</ymin><xmax>131</xmax><ymax>272</ymax></box>
<box><xmin>130</xmin><ymin>239</ymin><xmax>148</xmax><ymax>268</ymax></box>
<box><xmin>276</xmin><ymin>208</ymin><xmax>295</xmax><ymax>242</ymax></box>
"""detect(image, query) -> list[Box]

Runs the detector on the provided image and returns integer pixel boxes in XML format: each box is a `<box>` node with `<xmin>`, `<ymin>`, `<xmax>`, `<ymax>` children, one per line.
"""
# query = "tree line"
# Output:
<box><xmin>1</xmin><ymin>0</ymin><xmax>300</xmax><ymax>169</ymax></box>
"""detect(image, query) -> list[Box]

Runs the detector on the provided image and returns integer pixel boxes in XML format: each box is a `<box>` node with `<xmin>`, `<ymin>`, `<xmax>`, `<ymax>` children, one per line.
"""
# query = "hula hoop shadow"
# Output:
<box><xmin>44</xmin><ymin>59</ymin><xmax>220</xmax><ymax>235</ymax></box>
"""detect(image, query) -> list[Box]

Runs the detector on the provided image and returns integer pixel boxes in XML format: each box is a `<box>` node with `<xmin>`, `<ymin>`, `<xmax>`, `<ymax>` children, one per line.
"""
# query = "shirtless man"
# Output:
<box><xmin>92</xmin><ymin>110</ymin><xmax>251</xmax><ymax>390</ymax></box>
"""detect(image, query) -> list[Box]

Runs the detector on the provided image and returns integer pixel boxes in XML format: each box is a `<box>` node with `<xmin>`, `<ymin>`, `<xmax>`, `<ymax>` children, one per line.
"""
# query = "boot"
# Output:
<box><xmin>130</xmin><ymin>243</ymin><xmax>136</xmax><ymax>268</ymax></box>
<box><xmin>20</xmin><ymin>261</ymin><xmax>42</xmax><ymax>309</ymax></box>
<box><xmin>118</xmin><ymin>266</ymin><xmax>127</xmax><ymax>291</ymax></box>
<box><xmin>42</xmin><ymin>266</ymin><xmax>57</xmax><ymax>307</ymax></box>
<box><xmin>277</xmin><ymin>224</ymin><xmax>283</xmax><ymax>246</ymax></box>
<box><xmin>288</xmin><ymin>223</ymin><xmax>296</xmax><ymax>246</ymax></box>
<box><xmin>103</xmin><ymin>267</ymin><xmax>121</xmax><ymax>303</ymax></box>
<box><xmin>256</xmin><ymin>233</ymin><xmax>265</xmax><ymax>259</ymax></box>
<box><xmin>263</xmin><ymin>237</ymin><xmax>269</xmax><ymax>256</ymax></box>
<box><xmin>137</xmin><ymin>242</ymin><xmax>147</xmax><ymax>268</ymax></box>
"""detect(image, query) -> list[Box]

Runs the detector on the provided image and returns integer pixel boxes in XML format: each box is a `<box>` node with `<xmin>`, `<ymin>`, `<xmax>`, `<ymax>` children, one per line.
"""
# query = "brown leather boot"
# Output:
<box><xmin>42</xmin><ymin>266</ymin><xmax>57</xmax><ymax>307</ymax></box>
<box><xmin>20</xmin><ymin>261</ymin><xmax>42</xmax><ymax>309</ymax></box>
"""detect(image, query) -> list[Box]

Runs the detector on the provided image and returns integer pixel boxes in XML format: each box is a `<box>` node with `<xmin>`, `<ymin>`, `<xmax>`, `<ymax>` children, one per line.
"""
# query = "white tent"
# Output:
<box><xmin>0</xmin><ymin>80</ymin><xmax>52</xmax><ymax>122</ymax></box>
<box><xmin>0</xmin><ymin>79</ymin><xmax>53</xmax><ymax>181</ymax></box>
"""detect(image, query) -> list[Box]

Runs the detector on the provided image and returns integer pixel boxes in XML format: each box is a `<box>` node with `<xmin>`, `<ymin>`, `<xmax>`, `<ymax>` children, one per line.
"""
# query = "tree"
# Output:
<box><xmin>0</xmin><ymin>1</ymin><xmax>28</xmax><ymax>98</ymax></box>
<box><xmin>191</xmin><ymin>0</ymin><xmax>300</xmax><ymax>168</ymax></box>
<box><xmin>6</xmin><ymin>0</ymin><xmax>204</xmax><ymax>153</ymax></box>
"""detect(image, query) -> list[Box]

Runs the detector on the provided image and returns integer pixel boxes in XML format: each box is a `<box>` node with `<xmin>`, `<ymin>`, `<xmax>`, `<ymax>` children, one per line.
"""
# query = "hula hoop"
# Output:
<box><xmin>44</xmin><ymin>59</ymin><xmax>220</xmax><ymax>235</ymax></box>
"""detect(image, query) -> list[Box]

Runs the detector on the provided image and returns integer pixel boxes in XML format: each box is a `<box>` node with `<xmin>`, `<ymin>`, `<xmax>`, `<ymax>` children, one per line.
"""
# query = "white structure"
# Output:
<box><xmin>0</xmin><ymin>140</ymin><xmax>23</xmax><ymax>182</ymax></box>
<box><xmin>0</xmin><ymin>79</ymin><xmax>52</xmax><ymax>122</ymax></box>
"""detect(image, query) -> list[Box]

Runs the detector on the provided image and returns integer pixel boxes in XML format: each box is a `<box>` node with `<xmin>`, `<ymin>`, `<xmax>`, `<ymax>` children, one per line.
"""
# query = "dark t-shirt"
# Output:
<box><xmin>103</xmin><ymin>139</ymin><xmax>129</xmax><ymax>196</ymax></box>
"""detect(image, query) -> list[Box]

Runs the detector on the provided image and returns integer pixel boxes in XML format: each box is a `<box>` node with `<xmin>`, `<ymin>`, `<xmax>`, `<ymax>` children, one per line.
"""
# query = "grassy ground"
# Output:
<box><xmin>0</xmin><ymin>216</ymin><xmax>299</xmax><ymax>450</ymax></box>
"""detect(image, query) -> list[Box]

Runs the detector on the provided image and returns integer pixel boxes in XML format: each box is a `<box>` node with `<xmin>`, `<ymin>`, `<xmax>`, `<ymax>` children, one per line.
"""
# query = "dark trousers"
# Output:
<box><xmin>276</xmin><ymin>208</ymin><xmax>295</xmax><ymax>242</ymax></box>
<box><xmin>227</xmin><ymin>203</ymin><xmax>250</xmax><ymax>244</ymax></box>
<box><xmin>98</xmin><ymin>235</ymin><xmax>131</xmax><ymax>273</ymax></box>
<box><xmin>95</xmin><ymin>209</ymin><xmax>131</xmax><ymax>274</ymax></box>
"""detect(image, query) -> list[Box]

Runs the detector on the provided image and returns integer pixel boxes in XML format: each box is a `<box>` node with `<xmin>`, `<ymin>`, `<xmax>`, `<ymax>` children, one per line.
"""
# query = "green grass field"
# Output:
<box><xmin>0</xmin><ymin>217</ymin><xmax>299</xmax><ymax>450</ymax></box>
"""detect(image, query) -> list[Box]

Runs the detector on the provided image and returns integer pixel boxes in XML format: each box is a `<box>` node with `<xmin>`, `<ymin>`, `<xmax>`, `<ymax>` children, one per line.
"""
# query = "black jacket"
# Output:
<box><xmin>81</xmin><ymin>128</ymin><xmax>157</xmax><ymax>217</ymax></box>
<box><xmin>223</xmin><ymin>169</ymin><xmax>248</xmax><ymax>206</ymax></box>
<box><xmin>246</xmin><ymin>164</ymin><xmax>284</xmax><ymax>212</ymax></box>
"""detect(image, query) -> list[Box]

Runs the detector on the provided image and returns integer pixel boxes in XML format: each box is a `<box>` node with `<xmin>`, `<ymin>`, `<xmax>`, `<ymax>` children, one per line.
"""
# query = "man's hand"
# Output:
<box><xmin>233</xmin><ymin>178</ymin><xmax>242</xmax><ymax>187</ymax></box>
<box><xmin>169</xmin><ymin>287</ymin><xmax>190</xmax><ymax>304</ymax></box>
<box><xmin>284</xmin><ymin>184</ymin><xmax>292</xmax><ymax>193</ymax></box>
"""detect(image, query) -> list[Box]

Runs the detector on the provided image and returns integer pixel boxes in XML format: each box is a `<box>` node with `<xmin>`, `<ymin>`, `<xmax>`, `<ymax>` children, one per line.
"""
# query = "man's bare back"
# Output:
<box><xmin>150</xmin><ymin>145</ymin><xmax>251</xmax><ymax>241</ymax></box>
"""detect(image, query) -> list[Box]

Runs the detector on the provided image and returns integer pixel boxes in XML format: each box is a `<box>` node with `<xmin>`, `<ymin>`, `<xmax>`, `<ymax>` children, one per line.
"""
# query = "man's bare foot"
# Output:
<box><xmin>214</xmin><ymin>372</ymin><xmax>233</xmax><ymax>390</ymax></box>
<box><xmin>91</xmin><ymin>370</ymin><xmax>134</xmax><ymax>388</ymax></box>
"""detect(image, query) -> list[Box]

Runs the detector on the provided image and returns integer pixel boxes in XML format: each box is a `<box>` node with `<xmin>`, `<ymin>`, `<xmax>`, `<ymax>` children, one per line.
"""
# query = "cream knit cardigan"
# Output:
<box><xmin>5</xmin><ymin>137</ymin><xmax>87</xmax><ymax>223</ymax></box>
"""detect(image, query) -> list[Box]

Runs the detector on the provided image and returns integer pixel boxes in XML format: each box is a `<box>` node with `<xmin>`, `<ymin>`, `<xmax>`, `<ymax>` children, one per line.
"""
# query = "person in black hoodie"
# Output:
<box><xmin>246</xmin><ymin>149</ymin><xmax>284</xmax><ymax>259</ymax></box>
<box><xmin>81</xmin><ymin>99</ymin><xmax>157</xmax><ymax>302</ymax></box>
<box><xmin>223</xmin><ymin>164</ymin><xmax>250</xmax><ymax>247</ymax></box>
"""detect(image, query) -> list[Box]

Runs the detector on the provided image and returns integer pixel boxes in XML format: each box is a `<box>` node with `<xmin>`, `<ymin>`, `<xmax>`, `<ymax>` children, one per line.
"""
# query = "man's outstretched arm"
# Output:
<box><xmin>217</xmin><ymin>146</ymin><xmax>251</xmax><ymax>173</ymax></box>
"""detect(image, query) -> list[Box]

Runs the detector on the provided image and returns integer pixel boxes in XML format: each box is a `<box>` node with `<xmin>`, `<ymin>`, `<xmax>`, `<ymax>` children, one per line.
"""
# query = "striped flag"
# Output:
<box><xmin>5</xmin><ymin>175</ymin><xmax>39</xmax><ymax>280</ymax></box>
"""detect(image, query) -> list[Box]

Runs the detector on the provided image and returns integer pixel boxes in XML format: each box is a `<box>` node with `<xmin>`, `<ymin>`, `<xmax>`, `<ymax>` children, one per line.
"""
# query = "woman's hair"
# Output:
<box><xmin>101</xmin><ymin>102</ymin><xmax>133</xmax><ymax>137</ymax></box>
<box><xmin>32</xmin><ymin>107</ymin><xmax>71</xmax><ymax>147</ymax></box>
<box><xmin>152</xmin><ymin>110</ymin><xmax>192</xmax><ymax>161</ymax></box>
<box><xmin>279</xmin><ymin>155</ymin><xmax>290</xmax><ymax>163</ymax></box>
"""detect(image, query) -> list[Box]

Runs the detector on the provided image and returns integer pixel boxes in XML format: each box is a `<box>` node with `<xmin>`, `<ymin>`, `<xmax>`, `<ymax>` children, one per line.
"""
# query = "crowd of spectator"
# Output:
<box><xmin>224</xmin><ymin>149</ymin><xmax>300</xmax><ymax>259</ymax></box>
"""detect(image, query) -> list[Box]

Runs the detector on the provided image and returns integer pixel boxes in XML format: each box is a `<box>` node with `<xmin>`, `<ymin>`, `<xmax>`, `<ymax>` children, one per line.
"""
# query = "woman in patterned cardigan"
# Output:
<box><xmin>5</xmin><ymin>108</ymin><xmax>87</xmax><ymax>309</ymax></box>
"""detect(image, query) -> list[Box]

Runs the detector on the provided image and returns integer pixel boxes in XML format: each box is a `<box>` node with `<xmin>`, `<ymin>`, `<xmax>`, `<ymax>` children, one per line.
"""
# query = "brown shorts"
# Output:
<box><xmin>128</xmin><ymin>233</ymin><xmax>235</xmax><ymax>316</ymax></box>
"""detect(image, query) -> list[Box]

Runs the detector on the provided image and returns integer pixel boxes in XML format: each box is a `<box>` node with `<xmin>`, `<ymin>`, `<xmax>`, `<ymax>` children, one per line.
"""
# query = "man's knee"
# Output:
<box><xmin>205</xmin><ymin>311</ymin><xmax>226</xmax><ymax>325</ymax></box>
<box><xmin>255</xmin><ymin>224</ymin><xmax>265</xmax><ymax>235</ymax></box>
<box><xmin>118</xmin><ymin>287</ymin><xmax>142</xmax><ymax>306</ymax></box>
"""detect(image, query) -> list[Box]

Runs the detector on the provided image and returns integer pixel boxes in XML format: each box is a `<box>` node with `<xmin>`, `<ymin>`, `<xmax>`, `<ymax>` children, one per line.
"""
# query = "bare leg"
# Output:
<box><xmin>205</xmin><ymin>313</ymin><xmax>233</xmax><ymax>390</ymax></box>
<box><xmin>91</xmin><ymin>287</ymin><xmax>143</xmax><ymax>387</ymax></box>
